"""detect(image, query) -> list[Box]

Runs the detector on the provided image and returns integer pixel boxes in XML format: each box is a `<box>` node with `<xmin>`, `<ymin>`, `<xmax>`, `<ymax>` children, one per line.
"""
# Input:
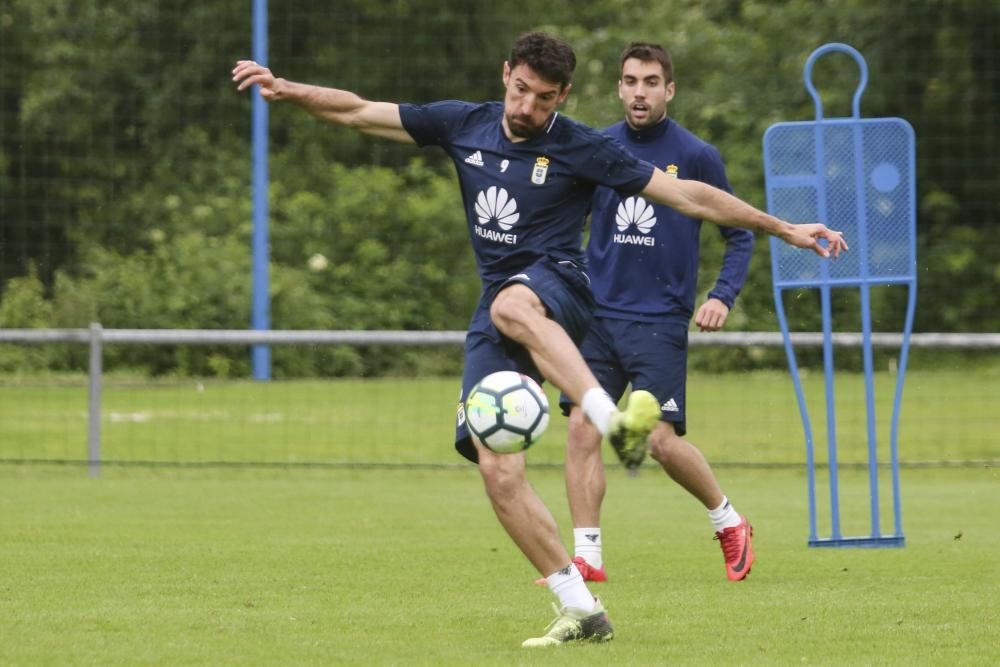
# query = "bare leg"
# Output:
<box><xmin>489</xmin><ymin>284</ymin><xmax>601</xmax><ymax>405</ymax></box>
<box><xmin>648</xmin><ymin>421</ymin><xmax>724</xmax><ymax>509</ymax></box>
<box><xmin>650</xmin><ymin>421</ymin><xmax>753</xmax><ymax>580</ymax></box>
<box><xmin>565</xmin><ymin>405</ymin><xmax>605</xmax><ymax>527</ymax></box>
<box><xmin>474</xmin><ymin>438</ymin><xmax>573</xmax><ymax>575</ymax></box>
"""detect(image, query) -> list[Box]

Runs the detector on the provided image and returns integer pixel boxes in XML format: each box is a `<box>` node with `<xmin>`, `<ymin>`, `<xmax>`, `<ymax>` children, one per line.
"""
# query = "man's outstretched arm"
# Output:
<box><xmin>232</xmin><ymin>60</ymin><xmax>414</xmax><ymax>144</ymax></box>
<box><xmin>641</xmin><ymin>169</ymin><xmax>848</xmax><ymax>258</ymax></box>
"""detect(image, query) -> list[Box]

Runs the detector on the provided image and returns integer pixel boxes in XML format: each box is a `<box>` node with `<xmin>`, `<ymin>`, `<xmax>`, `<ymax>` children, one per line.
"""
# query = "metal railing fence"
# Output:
<box><xmin>1</xmin><ymin>324</ymin><xmax>997</xmax><ymax>476</ymax></box>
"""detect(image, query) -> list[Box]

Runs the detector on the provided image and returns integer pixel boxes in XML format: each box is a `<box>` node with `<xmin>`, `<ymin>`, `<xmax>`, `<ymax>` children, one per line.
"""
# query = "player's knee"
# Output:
<box><xmin>477</xmin><ymin>446</ymin><xmax>525</xmax><ymax>495</ymax></box>
<box><xmin>489</xmin><ymin>286</ymin><xmax>543</xmax><ymax>337</ymax></box>
<box><xmin>490</xmin><ymin>291</ymin><xmax>523</xmax><ymax>326</ymax></box>
<box><xmin>567</xmin><ymin>407</ymin><xmax>601</xmax><ymax>452</ymax></box>
<box><xmin>648</xmin><ymin>423</ymin><xmax>682</xmax><ymax>463</ymax></box>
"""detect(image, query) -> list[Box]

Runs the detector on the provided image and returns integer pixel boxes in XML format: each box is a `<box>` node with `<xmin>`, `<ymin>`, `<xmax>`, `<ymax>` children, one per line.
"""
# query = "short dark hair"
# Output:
<box><xmin>619</xmin><ymin>42</ymin><xmax>674</xmax><ymax>83</ymax></box>
<box><xmin>509</xmin><ymin>32</ymin><xmax>576</xmax><ymax>88</ymax></box>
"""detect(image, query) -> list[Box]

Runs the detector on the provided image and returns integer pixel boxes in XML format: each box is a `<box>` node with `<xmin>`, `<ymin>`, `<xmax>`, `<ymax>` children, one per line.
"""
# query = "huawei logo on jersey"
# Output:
<box><xmin>474</xmin><ymin>186</ymin><xmax>520</xmax><ymax>245</ymax></box>
<box><xmin>614</xmin><ymin>196</ymin><xmax>657</xmax><ymax>246</ymax></box>
<box><xmin>476</xmin><ymin>186</ymin><xmax>520</xmax><ymax>229</ymax></box>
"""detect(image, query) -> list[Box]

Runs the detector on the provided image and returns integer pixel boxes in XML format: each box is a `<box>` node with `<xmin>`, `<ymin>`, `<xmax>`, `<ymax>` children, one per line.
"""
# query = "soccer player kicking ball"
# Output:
<box><xmin>233</xmin><ymin>32</ymin><xmax>847</xmax><ymax>647</ymax></box>
<box><xmin>553</xmin><ymin>43</ymin><xmax>764</xmax><ymax>588</ymax></box>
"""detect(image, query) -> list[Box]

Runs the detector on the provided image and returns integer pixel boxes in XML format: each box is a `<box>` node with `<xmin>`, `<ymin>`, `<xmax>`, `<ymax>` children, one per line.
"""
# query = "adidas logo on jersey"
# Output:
<box><xmin>614</xmin><ymin>196</ymin><xmax>657</xmax><ymax>246</ymax></box>
<box><xmin>464</xmin><ymin>150</ymin><xmax>485</xmax><ymax>166</ymax></box>
<box><xmin>661</xmin><ymin>398</ymin><xmax>679</xmax><ymax>412</ymax></box>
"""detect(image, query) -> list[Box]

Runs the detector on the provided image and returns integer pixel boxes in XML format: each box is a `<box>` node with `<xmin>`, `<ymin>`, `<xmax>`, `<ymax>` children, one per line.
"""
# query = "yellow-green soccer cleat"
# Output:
<box><xmin>521</xmin><ymin>599</ymin><xmax>614</xmax><ymax>647</ymax></box>
<box><xmin>607</xmin><ymin>389</ymin><xmax>660</xmax><ymax>471</ymax></box>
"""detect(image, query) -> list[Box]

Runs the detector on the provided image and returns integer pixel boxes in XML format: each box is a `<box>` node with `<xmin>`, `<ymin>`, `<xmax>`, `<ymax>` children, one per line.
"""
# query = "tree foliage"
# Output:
<box><xmin>0</xmin><ymin>0</ymin><xmax>995</xmax><ymax>376</ymax></box>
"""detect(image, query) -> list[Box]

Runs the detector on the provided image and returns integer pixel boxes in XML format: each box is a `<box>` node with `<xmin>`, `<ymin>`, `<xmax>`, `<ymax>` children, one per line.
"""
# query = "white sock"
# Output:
<box><xmin>708</xmin><ymin>496</ymin><xmax>742</xmax><ymax>532</ymax></box>
<box><xmin>546</xmin><ymin>563</ymin><xmax>596</xmax><ymax>612</ymax></box>
<box><xmin>574</xmin><ymin>528</ymin><xmax>602</xmax><ymax>568</ymax></box>
<box><xmin>581</xmin><ymin>388</ymin><xmax>617</xmax><ymax>436</ymax></box>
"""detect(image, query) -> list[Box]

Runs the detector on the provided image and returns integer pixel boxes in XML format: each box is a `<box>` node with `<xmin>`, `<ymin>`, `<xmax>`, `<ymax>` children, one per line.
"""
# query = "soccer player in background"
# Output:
<box><xmin>232</xmin><ymin>32</ymin><xmax>845</xmax><ymax>646</ymax></box>
<box><xmin>556</xmin><ymin>43</ymin><xmax>757</xmax><ymax>586</ymax></box>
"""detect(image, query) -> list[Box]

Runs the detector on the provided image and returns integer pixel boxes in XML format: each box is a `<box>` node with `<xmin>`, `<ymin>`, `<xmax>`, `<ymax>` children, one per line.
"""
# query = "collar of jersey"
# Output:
<box><xmin>625</xmin><ymin>116</ymin><xmax>671</xmax><ymax>143</ymax></box>
<box><xmin>498</xmin><ymin>109</ymin><xmax>560</xmax><ymax>147</ymax></box>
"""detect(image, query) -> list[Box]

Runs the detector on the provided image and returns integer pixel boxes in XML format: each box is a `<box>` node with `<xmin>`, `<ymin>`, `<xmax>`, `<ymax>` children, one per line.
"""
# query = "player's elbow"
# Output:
<box><xmin>343</xmin><ymin>109</ymin><xmax>371</xmax><ymax>130</ymax></box>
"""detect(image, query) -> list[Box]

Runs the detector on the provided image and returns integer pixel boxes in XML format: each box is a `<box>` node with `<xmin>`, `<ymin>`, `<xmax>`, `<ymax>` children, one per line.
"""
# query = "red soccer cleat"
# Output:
<box><xmin>715</xmin><ymin>515</ymin><xmax>755</xmax><ymax>581</ymax></box>
<box><xmin>572</xmin><ymin>556</ymin><xmax>608</xmax><ymax>582</ymax></box>
<box><xmin>534</xmin><ymin>556</ymin><xmax>608</xmax><ymax>585</ymax></box>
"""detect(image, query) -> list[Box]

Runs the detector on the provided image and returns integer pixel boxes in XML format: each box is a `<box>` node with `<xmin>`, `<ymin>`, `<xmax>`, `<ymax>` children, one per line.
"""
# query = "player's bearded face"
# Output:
<box><xmin>505</xmin><ymin>110</ymin><xmax>543</xmax><ymax>138</ymax></box>
<box><xmin>619</xmin><ymin>58</ymin><xmax>674</xmax><ymax>130</ymax></box>
<box><xmin>502</xmin><ymin>63</ymin><xmax>569</xmax><ymax>139</ymax></box>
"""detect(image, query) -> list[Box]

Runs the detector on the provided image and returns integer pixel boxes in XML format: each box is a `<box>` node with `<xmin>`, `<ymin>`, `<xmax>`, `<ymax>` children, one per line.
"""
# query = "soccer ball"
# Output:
<box><xmin>464</xmin><ymin>371</ymin><xmax>550</xmax><ymax>454</ymax></box>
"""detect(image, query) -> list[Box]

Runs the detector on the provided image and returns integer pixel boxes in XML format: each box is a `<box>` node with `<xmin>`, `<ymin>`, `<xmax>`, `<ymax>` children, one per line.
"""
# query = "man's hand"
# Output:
<box><xmin>780</xmin><ymin>223</ymin><xmax>849</xmax><ymax>258</ymax></box>
<box><xmin>695</xmin><ymin>298</ymin><xmax>730</xmax><ymax>332</ymax></box>
<box><xmin>232</xmin><ymin>60</ymin><xmax>280</xmax><ymax>100</ymax></box>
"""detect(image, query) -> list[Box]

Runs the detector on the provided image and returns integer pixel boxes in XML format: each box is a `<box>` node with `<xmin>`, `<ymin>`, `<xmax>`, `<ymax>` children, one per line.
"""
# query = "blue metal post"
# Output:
<box><xmin>820</xmin><ymin>283</ymin><xmax>842</xmax><ymax>540</ymax></box>
<box><xmin>773</xmin><ymin>293</ymin><xmax>820</xmax><ymax>544</ymax></box>
<box><xmin>852</xmin><ymin>116</ymin><xmax>881</xmax><ymax>539</ymax></box>
<box><xmin>251</xmin><ymin>0</ymin><xmax>271</xmax><ymax>380</ymax></box>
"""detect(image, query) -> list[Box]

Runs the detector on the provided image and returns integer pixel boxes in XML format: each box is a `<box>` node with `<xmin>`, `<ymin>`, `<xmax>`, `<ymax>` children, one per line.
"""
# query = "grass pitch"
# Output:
<box><xmin>1</xmin><ymin>464</ymin><xmax>996</xmax><ymax>665</ymax></box>
<box><xmin>1</xmin><ymin>366</ymin><xmax>996</xmax><ymax>663</ymax></box>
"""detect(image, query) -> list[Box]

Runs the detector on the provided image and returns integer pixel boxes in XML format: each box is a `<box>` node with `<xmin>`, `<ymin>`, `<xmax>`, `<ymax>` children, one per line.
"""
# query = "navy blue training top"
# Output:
<box><xmin>588</xmin><ymin>117</ymin><xmax>754</xmax><ymax>323</ymax></box>
<box><xmin>399</xmin><ymin>101</ymin><xmax>656</xmax><ymax>291</ymax></box>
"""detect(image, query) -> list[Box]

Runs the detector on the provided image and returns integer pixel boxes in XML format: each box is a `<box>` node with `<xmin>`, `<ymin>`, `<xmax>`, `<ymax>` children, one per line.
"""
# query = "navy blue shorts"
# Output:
<box><xmin>559</xmin><ymin>317</ymin><xmax>689</xmax><ymax>436</ymax></box>
<box><xmin>455</xmin><ymin>258</ymin><xmax>595</xmax><ymax>463</ymax></box>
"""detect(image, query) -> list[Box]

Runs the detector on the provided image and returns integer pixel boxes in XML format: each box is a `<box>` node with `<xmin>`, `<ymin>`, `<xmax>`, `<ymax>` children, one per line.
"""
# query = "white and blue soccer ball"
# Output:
<box><xmin>464</xmin><ymin>371</ymin><xmax>550</xmax><ymax>454</ymax></box>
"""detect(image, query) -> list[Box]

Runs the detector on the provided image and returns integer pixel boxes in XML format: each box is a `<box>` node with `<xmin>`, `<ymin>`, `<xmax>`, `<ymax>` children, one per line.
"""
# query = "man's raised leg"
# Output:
<box><xmin>489</xmin><ymin>284</ymin><xmax>659</xmax><ymax>468</ymax></box>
